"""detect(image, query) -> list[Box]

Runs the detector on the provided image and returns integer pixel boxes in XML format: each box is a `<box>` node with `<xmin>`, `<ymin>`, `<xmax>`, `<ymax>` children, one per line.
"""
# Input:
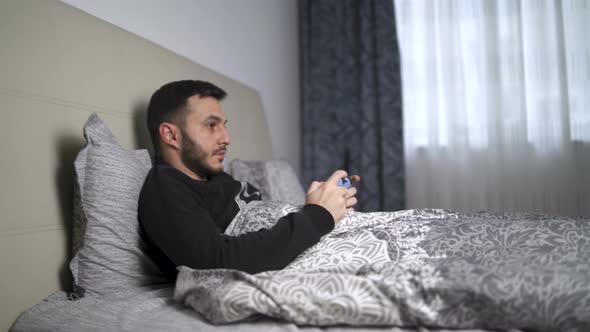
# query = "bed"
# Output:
<box><xmin>2</xmin><ymin>1</ymin><xmax>589</xmax><ymax>332</ymax></box>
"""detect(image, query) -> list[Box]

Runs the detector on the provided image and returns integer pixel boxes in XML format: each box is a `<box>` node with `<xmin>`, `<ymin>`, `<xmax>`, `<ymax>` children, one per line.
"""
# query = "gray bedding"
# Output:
<box><xmin>12</xmin><ymin>205</ymin><xmax>588</xmax><ymax>331</ymax></box>
<box><xmin>12</xmin><ymin>288</ymin><xmax>495</xmax><ymax>332</ymax></box>
<box><xmin>175</xmin><ymin>203</ymin><xmax>590</xmax><ymax>332</ymax></box>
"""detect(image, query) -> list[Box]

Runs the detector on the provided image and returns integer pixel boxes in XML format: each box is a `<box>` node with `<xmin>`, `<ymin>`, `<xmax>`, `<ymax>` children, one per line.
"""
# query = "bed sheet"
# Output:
<box><xmin>11</xmin><ymin>287</ymin><xmax>503</xmax><ymax>332</ymax></box>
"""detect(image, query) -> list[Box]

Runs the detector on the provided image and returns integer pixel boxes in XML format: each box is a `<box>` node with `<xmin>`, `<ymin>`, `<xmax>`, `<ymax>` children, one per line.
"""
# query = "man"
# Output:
<box><xmin>138</xmin><ymin>80</ymin><xmax>359</xmax><ymax>281</ymax></box>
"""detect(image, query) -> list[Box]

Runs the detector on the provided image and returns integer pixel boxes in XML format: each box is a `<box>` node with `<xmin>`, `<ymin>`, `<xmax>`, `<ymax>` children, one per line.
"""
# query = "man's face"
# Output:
<box><xmin>179</xmin><ymin>95</ymin><xmax>230</xmax><ymax>178</ymax></box>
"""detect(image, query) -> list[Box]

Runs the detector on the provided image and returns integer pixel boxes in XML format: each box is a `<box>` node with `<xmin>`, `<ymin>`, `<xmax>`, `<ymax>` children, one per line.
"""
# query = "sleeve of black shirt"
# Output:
<box><xmin>138</xmin><ymin>170</ymin><xmax>334</xmax><ymax>275</ymax></box>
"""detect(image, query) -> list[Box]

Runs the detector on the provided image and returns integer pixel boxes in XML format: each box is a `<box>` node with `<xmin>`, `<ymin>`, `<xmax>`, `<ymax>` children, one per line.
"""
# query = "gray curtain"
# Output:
<box><xmin>300</xmin><ymin>0</ymin><xmax>404</xmax><ymax>212</ymax></box>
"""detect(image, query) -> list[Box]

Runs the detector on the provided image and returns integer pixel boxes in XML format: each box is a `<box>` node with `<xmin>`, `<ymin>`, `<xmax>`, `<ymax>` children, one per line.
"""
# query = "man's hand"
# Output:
<box><xmin>345</xmin><ymin>175</ymin><xmax>360</xmax><ymax>209</ymax></box>
<box><xmin>305</xmin><ymin>170</ymin><xmax>360</xmax><ymax>224</ymax></box>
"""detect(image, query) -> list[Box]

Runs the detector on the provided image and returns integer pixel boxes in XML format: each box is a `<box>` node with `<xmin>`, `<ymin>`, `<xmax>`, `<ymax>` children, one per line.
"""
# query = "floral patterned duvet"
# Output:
<box><xmin>174</xmin><ymin>202</ymin><xmax>590</xmax><ymax>332</ymax></box>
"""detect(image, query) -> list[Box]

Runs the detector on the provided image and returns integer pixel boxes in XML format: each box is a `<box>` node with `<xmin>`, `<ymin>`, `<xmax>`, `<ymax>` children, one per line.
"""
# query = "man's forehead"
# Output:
<box><xmin>186</xmin><ymin>95</ymin><xmax>226</xmax><ymax>120</ymax></box>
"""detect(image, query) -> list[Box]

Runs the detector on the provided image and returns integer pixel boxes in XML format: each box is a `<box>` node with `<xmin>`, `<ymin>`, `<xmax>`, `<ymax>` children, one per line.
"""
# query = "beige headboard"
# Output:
<box><xmin>0</xmin><ymin>0</ymin><xmax>272</xmax><ymax>329</ymax></box>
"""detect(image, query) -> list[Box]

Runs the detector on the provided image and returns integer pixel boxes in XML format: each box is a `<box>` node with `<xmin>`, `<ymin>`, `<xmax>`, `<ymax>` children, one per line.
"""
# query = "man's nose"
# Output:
<box><xmin>220</xmin><ymin>127</ymin><xmax>231</xmax><ymax>145</ymax></box>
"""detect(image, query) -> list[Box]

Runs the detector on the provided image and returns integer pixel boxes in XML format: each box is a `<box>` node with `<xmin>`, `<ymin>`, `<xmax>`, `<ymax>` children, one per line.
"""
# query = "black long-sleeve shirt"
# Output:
<box><xmin>138</xmin><ymin>159</ymin><xmax>334</xmax><ymax>281</ymax></box>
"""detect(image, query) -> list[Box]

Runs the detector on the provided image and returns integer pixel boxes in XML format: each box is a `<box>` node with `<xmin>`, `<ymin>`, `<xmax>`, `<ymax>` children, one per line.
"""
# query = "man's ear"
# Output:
<box><xmin>159</xmin><ymin>122</ymin><xmax>181</xmax><ymax>150</ymax></box>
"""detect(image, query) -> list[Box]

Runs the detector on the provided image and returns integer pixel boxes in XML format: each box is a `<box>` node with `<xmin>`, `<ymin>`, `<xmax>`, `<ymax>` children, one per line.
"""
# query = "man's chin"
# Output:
<box><xmin>183</xmin><ymin>160</ymin><xmax>222</xmax><ymax>179</ymax></box>
<box><xmin>211</xmin><ymin>166</ymin><xmax>224</xmax><ymax>174</ymax></box>
<box><xmin>208</xmin><ymin>161</ymin><xmax>225</xmax><ymax>174</ymax></box>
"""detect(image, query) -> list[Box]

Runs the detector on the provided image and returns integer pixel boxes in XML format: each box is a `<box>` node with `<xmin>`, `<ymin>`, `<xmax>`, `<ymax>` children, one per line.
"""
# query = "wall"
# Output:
<box><xmin>61</xmin><ymin>0</ymin><xmax>301</xmax><ymax>174</ymax></box>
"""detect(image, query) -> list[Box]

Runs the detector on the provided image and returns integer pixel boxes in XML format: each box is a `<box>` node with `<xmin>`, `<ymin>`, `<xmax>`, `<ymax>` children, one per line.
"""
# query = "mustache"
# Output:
<box><xmin>212</xmin><ymin>147</ymin><xmax>227</xmax><ymax>155</ymax></box>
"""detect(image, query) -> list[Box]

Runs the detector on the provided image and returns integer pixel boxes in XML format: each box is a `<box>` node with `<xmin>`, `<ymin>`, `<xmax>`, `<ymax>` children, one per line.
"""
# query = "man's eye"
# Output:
<box><xmin>207</xmin><ymin>123</ymin><xmax>216</xmax><ymax>129</ymax></box>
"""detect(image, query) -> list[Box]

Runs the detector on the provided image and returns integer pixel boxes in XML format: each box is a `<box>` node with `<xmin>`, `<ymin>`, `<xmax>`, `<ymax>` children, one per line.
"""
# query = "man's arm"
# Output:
<box><xmin>139</xmin><ymin>171</ymin><xmax>334</xmax><ymax>274</ymax></box>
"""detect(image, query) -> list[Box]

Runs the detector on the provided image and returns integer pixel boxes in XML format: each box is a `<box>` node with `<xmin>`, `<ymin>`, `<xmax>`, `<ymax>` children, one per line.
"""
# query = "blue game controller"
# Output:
<box><xmin>337</xmin><ymin>177</ymin><xmax>352</xmax><ymax>189</ymax></box>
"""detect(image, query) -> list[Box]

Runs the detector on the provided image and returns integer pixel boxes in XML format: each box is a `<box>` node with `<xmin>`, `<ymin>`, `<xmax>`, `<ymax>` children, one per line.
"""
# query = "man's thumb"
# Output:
<box><xmin>307</xmin><ymin>181</ymin><xmax>323</xmax><ymax>194</ymax></box>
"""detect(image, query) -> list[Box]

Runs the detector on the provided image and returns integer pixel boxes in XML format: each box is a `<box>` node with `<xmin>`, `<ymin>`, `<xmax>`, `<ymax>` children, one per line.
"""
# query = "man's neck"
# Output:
<box><xmin>157</xmin><ymin>154</ymin><xmax>207</xmax><ymax>181</ymax></box>
<box><xmin>175</xmin><ymin>163</ymin><xmax>207</xmax><ymax>181</ymax></box>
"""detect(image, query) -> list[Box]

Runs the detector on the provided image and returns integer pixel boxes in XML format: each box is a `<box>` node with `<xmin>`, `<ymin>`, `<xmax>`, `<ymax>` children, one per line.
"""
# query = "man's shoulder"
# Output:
<box><xmin>138</xmin><ymin>164</ymin><xmax>205</xmax><ymax>218</ymax></box>
<box><xmin>140</xmin><ymin>163</ymin><xmax>192</xmax><ymax>199</ymax></box>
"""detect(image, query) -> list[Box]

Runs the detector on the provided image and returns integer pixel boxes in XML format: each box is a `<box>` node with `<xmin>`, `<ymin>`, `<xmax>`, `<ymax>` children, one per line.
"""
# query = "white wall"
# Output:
<box><xmin>62</xmin><ymin>0</ymin><xmax>301</xmax><ymax>174</ymax></box>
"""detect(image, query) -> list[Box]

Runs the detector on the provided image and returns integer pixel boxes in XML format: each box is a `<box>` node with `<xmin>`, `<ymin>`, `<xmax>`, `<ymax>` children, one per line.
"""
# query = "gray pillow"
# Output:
<box><xmin>69</xmin><ymin>113</ymin><xmax>166</xmax><ymax>296</ymax></box>
<box><xmin>228</xmin><ymin>159</ymin><xmax>306</xmax><ymax>205</ymax></box>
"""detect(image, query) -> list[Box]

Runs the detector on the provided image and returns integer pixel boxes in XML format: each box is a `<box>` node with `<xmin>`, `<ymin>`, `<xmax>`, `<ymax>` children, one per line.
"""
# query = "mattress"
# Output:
<box><xmin>11</xmin><ymin>287</ymin><xmax>501</xmax><ymax>332</ymax></box>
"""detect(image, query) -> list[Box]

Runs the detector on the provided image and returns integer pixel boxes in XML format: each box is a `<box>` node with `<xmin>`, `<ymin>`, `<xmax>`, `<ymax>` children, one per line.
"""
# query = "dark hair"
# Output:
<box><xmin>147</xmin><ymin>80</ymin><xmax>227</xmax><ymax>154</ymax></box>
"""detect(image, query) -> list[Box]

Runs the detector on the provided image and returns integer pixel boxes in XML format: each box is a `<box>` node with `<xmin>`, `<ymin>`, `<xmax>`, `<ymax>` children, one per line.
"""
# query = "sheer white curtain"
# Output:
<box><xmin>394</xmin><ymin>0</ymin><xmax>590</xmax><ymax>217</ymax></box>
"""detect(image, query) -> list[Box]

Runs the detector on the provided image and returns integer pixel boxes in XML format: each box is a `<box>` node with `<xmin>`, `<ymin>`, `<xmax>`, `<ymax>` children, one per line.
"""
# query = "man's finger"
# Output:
<box><xmin>350</xmin><ymin>175</ymin><xmax>361</xmax><ymax>183</ymax></box>
<box><xmin>344</xmin><ymin>187</ymin><xmax>358</xmax><ymax>199</ymax></box>
<box><xmin>325</xmin><ymin>170</ymin><xmax>349</xmax><ymax>186</ymax></box>
<box><xmin>307</xmin><ymin>181</ymin><xmax>323</xmax><ymax>194</ymax></box>
<box><xmin>345</xmin><ymin>197</ymin><xmax>358</xmax><ymax>208</ymax></box>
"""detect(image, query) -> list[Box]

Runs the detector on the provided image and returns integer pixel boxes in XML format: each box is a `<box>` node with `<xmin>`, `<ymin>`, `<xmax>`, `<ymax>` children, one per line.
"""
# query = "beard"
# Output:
<box><xmin>180</xmin><ymin>130</ymin><xmax>224</xmax><ymax>179</ymax></box>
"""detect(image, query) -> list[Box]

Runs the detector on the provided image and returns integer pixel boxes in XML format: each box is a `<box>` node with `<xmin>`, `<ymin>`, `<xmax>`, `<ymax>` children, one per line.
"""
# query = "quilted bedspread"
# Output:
<box><xmin>174</xmin><ymin>201</ymin><xmax>590</xmax><ymax>332</ymax></box>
